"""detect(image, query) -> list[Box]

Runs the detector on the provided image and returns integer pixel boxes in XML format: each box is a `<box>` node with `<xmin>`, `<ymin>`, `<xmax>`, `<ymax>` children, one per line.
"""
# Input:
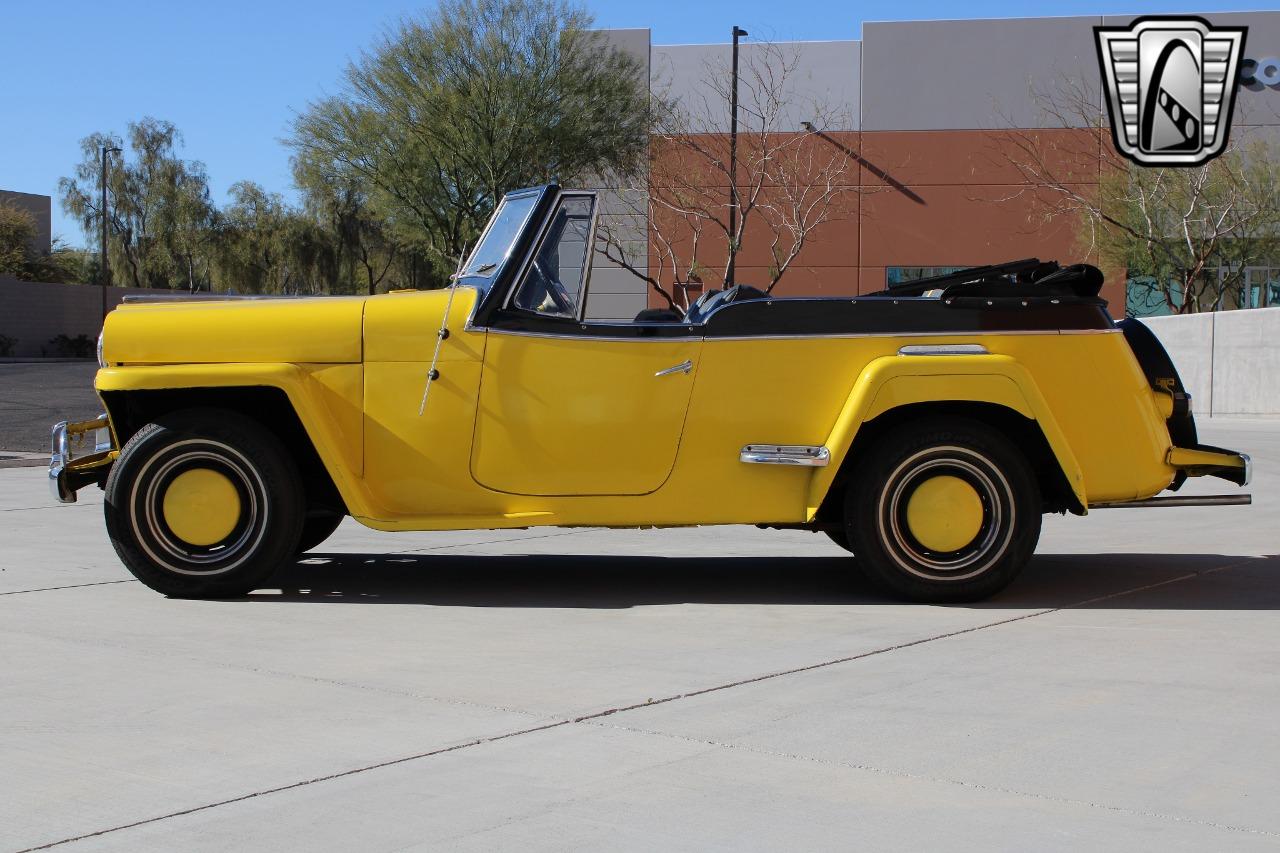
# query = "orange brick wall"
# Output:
<box><xmin>646</xmin><ymin>127</ymin><xmax>1126</xmax><ymax>310</ymax></box>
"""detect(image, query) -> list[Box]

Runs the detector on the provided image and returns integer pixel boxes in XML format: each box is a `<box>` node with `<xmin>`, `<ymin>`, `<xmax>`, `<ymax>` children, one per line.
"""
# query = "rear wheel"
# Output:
<box><xmin>104</xmin><ymin>409</ymin><xmax>305</xmax><ymax>598</ymax></box>
<box><xmin>844</xmin><ymin>418</ymin><xmax>1040</xmax><ymax>602</ymax></box>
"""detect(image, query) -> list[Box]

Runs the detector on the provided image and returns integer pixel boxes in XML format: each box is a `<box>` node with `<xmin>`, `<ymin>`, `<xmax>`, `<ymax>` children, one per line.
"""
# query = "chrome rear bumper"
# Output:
<box><xmin>49</xmin><ymin>415</ymin><xmax>115</xmax><ymax>503</ymax></box>
<box><xmin>1167</xmin><ymin>445</ymin><xmax>1251</xmax><ymax>487</ymax></box>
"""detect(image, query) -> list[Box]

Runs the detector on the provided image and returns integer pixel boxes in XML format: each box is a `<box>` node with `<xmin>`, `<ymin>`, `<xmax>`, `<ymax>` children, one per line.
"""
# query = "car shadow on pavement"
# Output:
<box><xmin>255</xmin><ymin>551</ymin><xmax>1280</xmax><ymax>609</ymax></box>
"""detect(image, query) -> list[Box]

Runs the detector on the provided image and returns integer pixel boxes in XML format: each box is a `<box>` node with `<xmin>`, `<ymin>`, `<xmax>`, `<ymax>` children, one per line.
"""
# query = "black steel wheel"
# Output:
<box><xmin>844</xmin><ymin>418</ymin><xmax>1040</xmax><ymax>602</ymax></box>
<box><xmin>104</xmin><ymin>408</ymin><xmax>304</xmax><ymax>598</ymax></box>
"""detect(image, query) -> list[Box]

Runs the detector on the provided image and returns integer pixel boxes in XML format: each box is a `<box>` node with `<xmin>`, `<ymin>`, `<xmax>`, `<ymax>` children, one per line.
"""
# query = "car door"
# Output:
<box><xmin>471</xmin><ymin>193</ymin><xmax>702</xmax><ymax>496</ymax></box>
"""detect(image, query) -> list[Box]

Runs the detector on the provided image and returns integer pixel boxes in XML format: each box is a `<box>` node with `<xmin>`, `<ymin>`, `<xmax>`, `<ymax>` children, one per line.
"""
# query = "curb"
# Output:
<box><xmin>0</xmin><ymin>456</ymin><xmax>48</xmax><ymax>469</ymax></box>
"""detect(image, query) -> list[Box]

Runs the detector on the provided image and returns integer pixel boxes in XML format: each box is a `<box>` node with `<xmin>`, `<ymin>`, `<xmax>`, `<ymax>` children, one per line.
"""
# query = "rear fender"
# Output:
<box><xmin>808</xmin><ymin>354</ymin><xmax>1086</xmax><ymax>517</ymax></box>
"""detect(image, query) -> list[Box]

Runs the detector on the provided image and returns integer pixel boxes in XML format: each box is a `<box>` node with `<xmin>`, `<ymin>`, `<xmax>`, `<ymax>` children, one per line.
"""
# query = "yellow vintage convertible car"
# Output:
<box><xmin>50</xmin><ymin>185</ymin><xmax>1250</xmax><ymax>601</ymax></box>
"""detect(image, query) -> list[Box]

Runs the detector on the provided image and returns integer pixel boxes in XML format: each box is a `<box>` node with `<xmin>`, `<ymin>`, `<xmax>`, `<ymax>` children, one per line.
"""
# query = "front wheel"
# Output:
<box><xmin>823</xmin><ymin>527</ymin><xmax>855</xmax><ymax>554</ymax></box>
<box><xmin>844</xmin><ymin>418</ymin><xmax>1041</xmax><ymax>603</ymax></box>
<box><xmin>104</xmin><ymin>409</ymin><xmax>305</xmax><ymax>598</ymax></box>
<box><xmin>296</xmin><ymin>512</ymin><xmax>344</xmax><ymax>554</ymax></box>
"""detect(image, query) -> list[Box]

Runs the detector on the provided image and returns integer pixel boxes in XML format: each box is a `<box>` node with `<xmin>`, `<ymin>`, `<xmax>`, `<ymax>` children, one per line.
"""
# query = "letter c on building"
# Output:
<box><xmin>1242</xmin><ymin>57</ymin><xmax>1280</xmax><ymax>86</ymax></box>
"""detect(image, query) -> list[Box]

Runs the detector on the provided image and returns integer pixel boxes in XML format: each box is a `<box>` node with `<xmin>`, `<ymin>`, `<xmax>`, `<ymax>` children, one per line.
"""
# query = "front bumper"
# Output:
<box><xmin>49</xmin><ymin>415</ymin><xmax>116</xmax><ymax>503</ymax></box>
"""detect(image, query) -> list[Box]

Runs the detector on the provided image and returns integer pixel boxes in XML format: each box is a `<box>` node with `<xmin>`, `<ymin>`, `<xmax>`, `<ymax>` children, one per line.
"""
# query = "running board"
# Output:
<box><xmin>1089</xmin><ymin>494</ymin><xmax>1251</xmax><ymax>509</ymax></box>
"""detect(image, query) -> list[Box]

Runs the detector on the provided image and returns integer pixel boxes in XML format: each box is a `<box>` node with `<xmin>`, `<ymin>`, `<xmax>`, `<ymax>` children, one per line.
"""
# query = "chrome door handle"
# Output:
<box><xmin>655</xmin><ymin>359</ymin><xmax>693</xmax><ymax>377</ymax></box>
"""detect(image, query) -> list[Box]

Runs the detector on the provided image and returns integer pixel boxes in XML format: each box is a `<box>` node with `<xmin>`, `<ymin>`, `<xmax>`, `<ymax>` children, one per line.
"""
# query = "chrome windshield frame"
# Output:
<box><xmin>499</xmin><ymin>189</ymin><xmax>601</xmax><ymax>324</ymax></box>
<box><xmin>459</xmin><ymin>187</ymin><xmax>546</xmax><ymax>285</ymax></box>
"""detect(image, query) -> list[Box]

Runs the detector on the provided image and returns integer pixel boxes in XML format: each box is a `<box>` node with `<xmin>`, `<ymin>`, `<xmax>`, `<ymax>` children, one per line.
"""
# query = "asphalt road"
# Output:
<box><xmin>2</xmin><ymin>420</ymin><xmax>1277</xmax><ymax>851</ymax></box>
<box><xmin>0</xmin><ymin>362</ymin><xmax>100</xmax><ymax>453</ymax></box>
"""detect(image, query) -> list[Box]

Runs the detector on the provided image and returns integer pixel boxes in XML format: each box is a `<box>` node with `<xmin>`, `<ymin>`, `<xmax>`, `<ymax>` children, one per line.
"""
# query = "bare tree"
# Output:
<box><xmin>994</xmin><ymin>79</ymin><xmax>1280</xmax><ymax>315</ymax></box>
<box><xmin>596</xmin><ymin>41</ymin><xmax>863</xmax><ymax>314</ymax></box>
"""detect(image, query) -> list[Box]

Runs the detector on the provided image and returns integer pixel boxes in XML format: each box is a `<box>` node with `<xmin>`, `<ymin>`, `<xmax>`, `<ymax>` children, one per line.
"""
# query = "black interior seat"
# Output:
<box><xmin>633</xmin><ymin>307</ymin><xmax>685</xmax><ymax>323</ymax></box>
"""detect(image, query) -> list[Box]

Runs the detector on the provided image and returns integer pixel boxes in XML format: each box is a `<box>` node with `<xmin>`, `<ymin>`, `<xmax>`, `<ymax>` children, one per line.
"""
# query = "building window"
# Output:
<box><xmin>1233</xmin><ymin>266</ymin><xmax>1280</xmax><ymax>309</ymax></box>
<box><xmin>885</xmin><ymin>266</ymin><xmax>965</xmax><ymax>288</ymax></box>
<box><xmin>1126</xmin><ymin>276</ymin><xmax>1181</xmax><ymax>317</ymax></box>
<box><xmin>1126</xmin><ymin>266</ymin><xmax>1280</xmax><ymax>316</ymax></box>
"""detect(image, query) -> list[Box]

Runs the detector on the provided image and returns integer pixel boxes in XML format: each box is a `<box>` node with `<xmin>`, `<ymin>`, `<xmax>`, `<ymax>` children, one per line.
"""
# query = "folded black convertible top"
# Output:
<box><xmin>874</xmin><ymin>258</ymin><xmax>1105</xmax><ymax>300</ymax></box>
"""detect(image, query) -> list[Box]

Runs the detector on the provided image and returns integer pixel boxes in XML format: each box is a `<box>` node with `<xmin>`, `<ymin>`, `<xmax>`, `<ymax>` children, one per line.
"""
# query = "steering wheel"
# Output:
<box><xmin>525</xmin><ymin>259</ymin><xmax>575</xmax><ymax>315</ymax></box>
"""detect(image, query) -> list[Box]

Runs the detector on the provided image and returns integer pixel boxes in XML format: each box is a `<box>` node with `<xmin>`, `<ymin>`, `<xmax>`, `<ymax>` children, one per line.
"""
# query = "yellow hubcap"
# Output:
<box><xmin>161</xmin><ymin>468</ymin><xmax>241</xmax><ymax>546</ymax></box>
<box><xmin>905</xmin><ymin>475</ymin><xmax>984</xmax><ymax>552</ymax></box>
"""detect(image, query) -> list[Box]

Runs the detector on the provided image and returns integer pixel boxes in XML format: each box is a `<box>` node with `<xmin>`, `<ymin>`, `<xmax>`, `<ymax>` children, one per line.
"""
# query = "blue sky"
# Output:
<box><xmin>3</xmin><ymin>0</ymin><xmax>1253</xmax><ymax>247</ymax></box>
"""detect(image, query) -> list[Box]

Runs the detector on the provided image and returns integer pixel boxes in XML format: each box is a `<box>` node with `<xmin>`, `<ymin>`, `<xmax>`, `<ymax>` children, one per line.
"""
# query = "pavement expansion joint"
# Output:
<box><xmin>0</xmin><ymin>503</ymin><xmax>98</xmax><ymax>513</ymax></box>
<box><xmin>0</xmin><ymin>579</ymin><xmax>135</xmax><ymax>597</ymax></box>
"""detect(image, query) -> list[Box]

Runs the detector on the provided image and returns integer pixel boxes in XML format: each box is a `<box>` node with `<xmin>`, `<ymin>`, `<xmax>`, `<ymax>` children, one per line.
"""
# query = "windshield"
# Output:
<box><xmin>461</xmin><ymin>190</ymin><xmax>542</xmax><ymax>278</ymax></box>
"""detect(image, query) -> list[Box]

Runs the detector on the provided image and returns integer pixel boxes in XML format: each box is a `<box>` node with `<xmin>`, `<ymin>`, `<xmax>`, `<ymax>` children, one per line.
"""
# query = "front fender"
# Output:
<box><xmin>807</xmin><ymin>354</ymin><xmax>1086</xmax><ymax>518</ymax></box>
<box><xmin>95</xmin><ymin>363</ymin><xmax>376</xmax><ymax>519</ymax></box>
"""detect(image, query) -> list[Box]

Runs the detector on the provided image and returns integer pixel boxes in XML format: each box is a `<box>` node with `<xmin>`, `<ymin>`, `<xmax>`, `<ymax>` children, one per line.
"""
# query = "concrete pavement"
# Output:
<box><xmin>2</xmin><ymin>420</ymin><xmax>1277</xmax><ymax>851</ymax></box>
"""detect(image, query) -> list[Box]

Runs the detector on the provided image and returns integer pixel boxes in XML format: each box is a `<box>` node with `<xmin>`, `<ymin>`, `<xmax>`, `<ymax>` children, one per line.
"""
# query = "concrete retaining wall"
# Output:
<box><xmin>1141</xmin><ymin>307</ymin><xmax>1280</xmax><ymax>418</ymax></box>
<box><xmin>0</xmin><ymin>277</ymin><xmax>150</xmax><ymax>358</ymax></box>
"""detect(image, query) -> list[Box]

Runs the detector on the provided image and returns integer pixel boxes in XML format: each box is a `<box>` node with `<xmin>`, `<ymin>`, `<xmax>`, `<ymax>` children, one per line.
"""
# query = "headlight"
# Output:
<box><xmin>97</xmin><ymin>330</ymin><xmax>106</xmax><ymax>368</ymax></box>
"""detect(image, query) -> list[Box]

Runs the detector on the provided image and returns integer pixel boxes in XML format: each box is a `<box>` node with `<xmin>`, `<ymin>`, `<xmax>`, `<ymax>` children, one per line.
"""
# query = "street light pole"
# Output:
<box><xmin>100</xmin><ymin>146</ymin><xmax>122</xmax><ymax>317</ymax></box>
<box><xmin>727</xmin><ymin>25</ymin><xmax>747</xmax><ymax>289</ymax></box>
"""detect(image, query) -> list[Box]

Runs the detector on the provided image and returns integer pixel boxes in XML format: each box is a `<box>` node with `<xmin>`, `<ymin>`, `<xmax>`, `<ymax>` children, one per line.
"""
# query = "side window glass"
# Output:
<box><xmin>513</xmin><ymin>196</ymin><xmax>595</xmax><ymax>318</ymax></box>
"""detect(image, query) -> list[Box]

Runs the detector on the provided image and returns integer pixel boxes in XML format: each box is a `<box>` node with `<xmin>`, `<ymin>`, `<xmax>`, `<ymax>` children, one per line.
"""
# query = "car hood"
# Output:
<box><xmin>101</xmin><ymin>295</ymin><xmax>367</xmax><ymax>365</ymax></box>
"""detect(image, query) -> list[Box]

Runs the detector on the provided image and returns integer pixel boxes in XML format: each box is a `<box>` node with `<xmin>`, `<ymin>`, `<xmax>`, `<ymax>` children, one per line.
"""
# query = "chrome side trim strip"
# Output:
<box><xmin>740</xmin><ymin>444</ymin><xmax>831</xmax><ymax>467</ymax></box>
<box><xmin>708</xmin><ymin>328</ymin><xmax>1121</xmax><ymax>342</ymax></box>
<box><xmin>471</xmin><ymin>327</ymin><xmax>1122</xmax><ymax>343</ymax></box>
<box><xmin>898</xmin><ymin>343</ymin><xmax>989</xmax><ymax>356</ymax></box>
<box><xmin>474</xmin><ymin>326</ymin><xmax>697</xmax><ymax>341</ymax></box>
<box><xmin>121</xmin><ymin>293</ymin><xmax>301</xmax><ymax>304</ymax></box>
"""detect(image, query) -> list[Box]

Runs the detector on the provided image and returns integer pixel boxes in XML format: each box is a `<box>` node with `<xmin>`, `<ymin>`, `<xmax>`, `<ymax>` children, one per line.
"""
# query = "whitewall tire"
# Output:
<box><xmin>844</xmin><ymin>419</ymin><xmax>1041</xmax><ymax>602</ymax></box>
<box><xmin>104</xmin><ymin>409</ymin><xmax>304</xmax><ymax>598</ymax></box>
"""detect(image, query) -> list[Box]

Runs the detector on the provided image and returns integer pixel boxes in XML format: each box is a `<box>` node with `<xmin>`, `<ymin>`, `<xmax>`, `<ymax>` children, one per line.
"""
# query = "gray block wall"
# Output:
<box><xmin>652</xmin><ymin>40</ymin><xmax>861</xmax><ymax>132</ymax></box>
<box><xmin>861</xmin><ymin>13</ymin><xmax>1280</xmax><ymax>131</ymax></box>
<box><xmin>861</xmin><ymin>17</ymin><xmax>1104</xmax><ymax>130</ymax></box>
<box><xmin>0</xmin><ymin>278</ymin><xmax>149</xmax><ymax>358</ymax></box>
<box><xmin>584</xmin><ymin>29</ymin><xmax>653</xmax><ymax>321</ymax></box>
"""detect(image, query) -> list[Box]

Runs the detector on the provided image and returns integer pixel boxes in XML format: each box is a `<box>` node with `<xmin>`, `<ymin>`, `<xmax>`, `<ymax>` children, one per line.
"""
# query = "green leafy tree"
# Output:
<box><xmin>0</xmin><ymin>203</ymin><xmax>89</xmax><ymax>283</ymax></box>
<box><xmin>0</xmin><ymin>203</ymin><xmax>34</xmax><ymax>278</ymax></box>
<box><xmin>290</xmin><ymin>0</ymin><xmax>651</xmax><ymax>268</ymax></box>
<box><xmin>59</xmin><ymin>118</ymin><xmax>216</xmax><ymax>289</ymax></box>
<box><xmin>27</xmin><ymin>239</ymin><xmax>96</xmax><ymax>284</ymax></box>
<box><xmin>215</xmin><ymin>182</ymin><xmax>333</xmax><ymax>294</ymax></box>
<box><xmin>1094</xmin><ymin>140</ymin><xmax>1280</xmax><ymax>314</ymax></box>
<box><xmin>159</xmin><ymin>161</ymin><xmax>219</xmax><ymax>291</ymax></box>
<box><xmin>293</xmin><ymin>150</ymin><xmax>405</xmax><ymax>294</ymax></box>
